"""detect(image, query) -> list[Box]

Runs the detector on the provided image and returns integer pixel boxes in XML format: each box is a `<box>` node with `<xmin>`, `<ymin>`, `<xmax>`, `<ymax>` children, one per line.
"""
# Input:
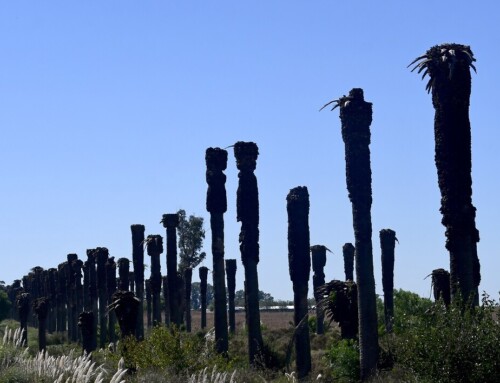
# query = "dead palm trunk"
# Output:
<box><xmin>109</xmin><ymin>291</ymin><xmax>140</xmax><ymax>338</ymax></box>
<box><xmin>131</xmin><ymin>224</ymin><xmax>145</xmax><ymax>339</ymax></box>
<box><xmin>146</xmin><ymin>235</ymin><xmax>163</xmax><ymax>326</ymax></box>
<box><xmin>95</xmin><ymin>247</ymin><xmax>109</xmax><ymax>348</ymax></box>
<box><xmin>199</xmin><ymin>266</ymin><xmax>208</xmax><ymax>329</ymax></box>
<box><xmin>380</xmin><ymin>229</ymin><xmax>397</xmax><ymax>333</ymax></box>
<box><xmin>162</xmin><ymin>276</ymin><xmax>170</xmax><ymax>325</ymax></box>
<box><xmin>73</xmin><ymin>259</ymin><xmax>84</xmax><ymax>343</ymax></box>
<box><xmin>225</xmin><ymin>259</ymin><xmax>237</xmax><ymax>334</ymax></box>
<box><xmin>78</xmin><ymin>311</ymin><xmax>94</xmax><ymax>355</ymax></box>
<box><xmin>206</xmin><ymin>147</ymin><xmax>229</xmax><ymax>354</ymax></box>
<box><xmin>145</xmin><ymin>279</ymin><xmax>152</xmax><ymax>328</ymax></box>
<box><xmin>234</xmin><ymin>141</ymin><xmax>264</xmax><ymax>365</ymax></box>
<box><xmin>162</xmin><ymin>214</ymin><xmax>182</xmax><ymax>326</ymax></box>
<box><xmin>106</xmin><ymin>257</ymin><xmax>117</xmax><ymax>343</ymax></box>
<box><xmin>432</xmin><ymin>268</ymin><xmax>451</xmax><ymax>306</ymax></box>
<box><xmin>33</xmin><ymin>297</ymin><xmax>49</xmax><ymax>352</ymax></box>
<box><xmin>47</xmin><ymin>268</ymin><xmax>57</xmax><ymax>334</ymax></box>
<box><xmin>310</xmin><ymin>245</ymin><xmax>327</xmax><ymax>335</ymax></box>
<box><xmin>184</xmin><ymin>268</ymin><xmax>193</xmax><ymax>332</ymax></box>
<box><xmin>57</xmin><ymin>262</ymin><xmax>68</xmax><ymax>335</ymax></box>
<box><xmin>67</xmin><ymin>254</ymin><xmax>78</xmax><ymax>342</ymax></box>
<box><xmin>117</xmin><ymin>258</ymin><xmax>130</xmax><ymax>291</ymax></box>
<box><xmin>342</xmin><ymin>243</ymin><xmax>355</xmax><ymax>281</ymax></box>
<box><xmin>86</xmin><ymin>249</ymin><xmax>98</xmax><ymax>351</ymax></box>
<box><xmin>325</xmin><ymin>88</ymin><xmax>379</xmax><ymax>380</ymax></box>
<box><xmin>410</xmin><ymin>44</ymin><xmax>480</xmax><ymax>305</ymax></box>
<box><xmin>16</xmin><ymin>292</ymin><xmax>30</xmax><ymax>346</ymax></box>
<box><xmin>287</xmin><ymin>186</ymin><xmax>312</xmax><ymax>379</ymax></box>
<box><xmin>129</xmin><ymin>272</ymin><xmax>135</xmax><ymax>293</ymax></box>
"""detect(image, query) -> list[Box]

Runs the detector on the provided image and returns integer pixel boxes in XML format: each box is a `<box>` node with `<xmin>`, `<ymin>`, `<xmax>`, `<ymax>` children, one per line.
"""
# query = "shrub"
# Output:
<box><xmin>325</xmin><ymin>339</ymin><xmax>360</xmax><ymax>382</ymax></box>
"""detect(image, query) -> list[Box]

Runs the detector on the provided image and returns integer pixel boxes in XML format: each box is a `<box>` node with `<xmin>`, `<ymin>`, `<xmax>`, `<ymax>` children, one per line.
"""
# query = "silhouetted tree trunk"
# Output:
<box><xmin>337</xmin><ymin>88</ymin><xmax>378</xmax><ymax>380</ymax></box>
<box><xmin>147</xmin><ymin>235</ymin><xmax>163</xmax><ymax>326</ymax></box>
<box><xmin>57</xmin><ymin>262</ymin><xmax>68</xmax><ymax>335</ymax></box>
<box><xmin>67</xmin><ymin>254</ymin><xmax>78</xmax><ymax>342</ymax></box>
<box><xmin>410</xmin><ymin>44</ymin><xmax>480</xmax><ymax>305</ymax></box>
<box><xmin>162</xmin><ymin>276</ymin><xmax>170</xmax><ymax>325</ymax></box>
<box><xmin>86</xmin><ymin>249</ymin><xmax>98</xmax><ymax>351</ymax></box>
<box><xmin>131</xmin><ymin>224</ymin><xmax>145</xmax><ymax>339</ymax></box>
<box><xmin>225</xmin><ymin>259</ymin><xmax>237</xmax><ymax>334</ymax></box>
<box><xmin>199</xmin><ymin>266</ymin><xmax>208</xmax><ymax>329</ymax></box>
<box><xmin>145</xmin><ymin>279</ymin><xmax>152</xmax><ymax>328</ymax></box>
<box><xmin>206</xmin><ymin>147</ymin><xmax>229</xmax><ymax>354</ymax></box>
<box><xmin>95</xmin><ymin>247</ymin><xmax>108</xmax><ymax>348</ymax></box>
<box><xmin>287</xmin><ymin>186</ymin><xmax>312</xmax><ymax>379</ymax></box>
<box><xmin>106</xmin><ymin>257</ymin><xmax>117</xmax><ymax>343</ymax></box>
<box><xmin>7</xmin><ymin>280</ymin><xmax>22</xmax><ymax>321</ymax></box>
<box><xmin>342</xmin><ymin>243</ymin><xmax>355</xmax><ymax>281</ymax></box>
<box><xmin>47</xmin><ymin>268</ymin><xmax>57</xmax><ymax>334</ymax></box>
<box><xmin>311</xmin><ymin>245</ymin><xmax>327</xmax><ymax>335</ymax></box>
<box><xmin>129</xmin><ymin>272</ymin><xmax>135</xmax><ymax>293</ymax></box>
<box><xmin>109</xmin><ymin>291</ymin><xmax>140</xmax><ymax>339</ymax></box>
<box><xmin>78</xmin><ymin>311</ymin><xmax>94</xmax><ymax>355</ymax></box>
<box><xmin>162</xmin><ymin>214</ymin><xmax>182</xmax><ymax>326</ymax></box>
<box><xmin>117</xmin><ymin>258</ymin><xmax>130</xmax><ymax>291</ymax></box>
<box><xmin>184</xmin><ymin>268</ymin><xmax>193</xmax><ymax>332</ymax></box>
<box><xmin>73</xmin><ymin>259</ymin><xmax>84</xmax><ymax>343</ymax></box>
<box><xmin>234</xmin><ymin>141</ymin><xmax>263</xmax><ymax>365</ymax></box>
<box><xmin>33</xmin><ymin>297</ymin><xmax>49</xmax><ymax>352</ymax></box>
<box><xmin>16</xmin><ymin>292</ymin><xmax>30</xmax><ymax>346</ymax></box>
<box><xmin>380</xmin><ymin>229</ymin><xmax>397</xmax><ymax>333</ymax></box>
<box><xmin>432</xmin><ymin>268</ymin><xmax>451</xmax><ymax>306</ymax></box>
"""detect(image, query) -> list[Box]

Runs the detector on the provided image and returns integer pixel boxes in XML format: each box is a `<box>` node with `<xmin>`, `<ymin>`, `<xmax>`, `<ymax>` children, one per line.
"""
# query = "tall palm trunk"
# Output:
<box><xmin>146</xmin><ymin>235</ymin><xmax>163</xmax><ymax>326</ymax></box>
<box><xmin>432</xmin><ymin>268</ymin><xmax>451</xmax><ymax>306</ymax></box>
<box><xmin>162</xmin><ymin>214</ymin><xmax>182</xmax><ymax>326</ymax></box>
<box><xmin>67</xmin><ymin>254</ymin><xmax>78</xmax><ymax>342</ymax></box>
<box><xmin>47</xmin><ymin>268</ymin><xmax>57</xmax><ymax>333</ymax></box>
<box><xmin>225</xmin><ymin>259</ymin><xmax>237</xmax><ymax>334</ymax></box>
<box><xmin>206</xmin><ymin>147</ymin><xmax>229</xmax><ymax>354</ymax></box>
<box><xmin>234</xmin><ymin>141</ymin><xmax>263</xmax><ymax>365</ymax></box>
<box><xmin>410</xmin><ymin>44</ymin><xmax>480</xmax><ymax>305</ymax></box>
<box><xmin>329</xmin><ymin>88</ymin><xmax>378</xmax><ymax>380</ymax></box>
<box><xmin>86</xmin><ymin>249</ymin><xmax>98</xmax><ymax>351</ymax></box>
<box><xmin>16</xmin><ymin>292</ymin><xmax>31</xmax><ymax>346</ymax></box>
<box><xmin>342</xmin><ymin>243</ymin><xmax>355</xmax><ymax>281</ymax></box>
<box><xmin>131</xmin><ymin>224</ymin><xmax>145</xmax><ymax>339</ymax></box>
<box><xmin>106</xmin><ymin>257</ymin><xmax>117</xmax><ymax>343</ymax></box>
<box><xmin>145</xmin><ymin>279</ymin><xmax>152</xmax><ymax>328</ymax></box>
<box><xmin>57</xmin><ymin>262</ymin><xmax>68</xmax><ymax>335</ymax></box>
<box><xmin>95</xmin><ymin>247</ymin><xmax>109</xmax><ymax>348</ymax></box>
<box><xmin>199</xmin><ymin>266</ymin><xmax>208</xmax><ymax>329</ymax></box>
<box><xmin>73</xmin><ymin>259</ymin><xmax>84</xmax><ymax>343</ymax></box>
<box><xmin>310</xmin><ymin>245</ymin><xmax>327</xmax><ymax>335</ymax></box>
<box><xmin>78</xmin><ymin>311</ymin><xmax>94</xmax><ymax>355</ymax></box>
<box><xmin>117</xmin><ymin>258</ymin><xmax>130</xmax><ymax>291</ymax></box>
<box><xmin>34</xmin><ymin>297</ymin><xmax>49</xmax><ymax>352</ymax></box>
<box><xmin>380</xmin><ymin>229</ymin><xmax>397</xmax><ymax>333</ymax></box>
<box><xmin>184</xmin><ymin>268</ymin><xmax>193</xmax><ymax>332</ymax></box>
<box><xmin>287</xmin><ymin>186</ymin><xmax>312</xmax><ymax>379</ymax></box>
<box><xmin>162</xmin><ymin>276</ymin><xmax>170</xmax><ymax>325</ymax></box>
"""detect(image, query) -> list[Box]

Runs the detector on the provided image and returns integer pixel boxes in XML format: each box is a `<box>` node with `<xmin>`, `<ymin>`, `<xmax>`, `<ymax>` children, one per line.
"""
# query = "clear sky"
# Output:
<box><xmin>1</xmin><ymin>1</ymin><xmax>498</xmax><ymax>301</ymax></box>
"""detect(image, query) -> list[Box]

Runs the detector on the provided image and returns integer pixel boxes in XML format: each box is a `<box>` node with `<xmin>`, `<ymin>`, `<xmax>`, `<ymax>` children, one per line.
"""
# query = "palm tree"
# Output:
<box><xmin>380</xmin><ymin>229</ymin><xmax>397</xmax><ymax>333</ymax></box>
<box><xmin>225</xmin><ymin>259</ymin><xmax>237</xmax><ymax>334</ymax></box>
<box><xmin>342</xmin><ymin>243</ymin><xmax>355</xmax><ymax>281</ymax></box>
<box><xmin>161</xmin><ymin>214</ymin><xmax>182</xmax><ymax>326</ymax></box>
<box><xmin>205</xmin><ymin>147</ymin><xmax>229</xmax><ymax>354</ymax></box>
<box><xmin>117</xmin><ymin>258</ymin><xmax>130</xmax><ymax>291</ymax></box>
<box><xmin>310</xmin><ymin>245</ymin><xmax>328</xmax><ymax>335</ymax></box>
<box><xmin>145</xmin><ymin>278</ymin><xmax>152</xmax><ymax>328</ymax></box>
<box><xmin>16</xmin><ymin>292</ymin><xmax>31</xmax><ymax>346</ymax></box>
<box><xmin>322</xmin><ymin>88</ymin><xmax>378</xmax><ymax>380</ymax></box>
<box><xmin>287</xmin><ymin>186</ymin><xmax>312</xmax><ymax>379</ymax></box>
<box><xmin>57</xmin><ymin>262</ymin><xmax>68</xmax><ymax>335</ymax></box>
<box><xmin>409</xmin><ymin>44</ymin><xmax>480</xmax><ymax>305</ymax></box>
<box><xmin>85</xmin><ymin>249</ymin><xmax>98</xmax><ymax>351</ymax></box>
<box><xmin>33</xmin><ymin>297</ymin><xmax>49</xmax><ymax>352</ymax></box>
<box><xmin>234</xmin><ymin>141</ymin><xmax>263</xmax><ymax>364</ymax></box>
<box><xmin>431</xmin><ymin>268</ymin><xmax>451</xmax><ymax>306</ymax></box>
<box><xmin>184</xmin><ymin>268</ymin><xmax>193</xmax><ymax>332</ymax></box>
<box><xmin>95</xmin><ymin>247</ymin><xmax>109</xmax><ymax>348</ymax></box>
<box><xmin>162</xmin><ymin>275</ymin><xmax>170</xmax><ymax>325</ymax></box>
<box><xmin>106</xmin><ymin>256</ymin><xmax>117</xmax><ymax>343</ymax></box>
<box><xmin>78</xmin><ymin>311</ymin><xmax>94</xmax><ymax>355</ymax></box>
<box><xmin>146</xmin><ymin>235</ymin><xmax>163</xmax><ymax>325</ymax></box>
<box><xmin>131</xmin><ymin>224</ymin><xmax>145</xmax><ymax>339</ymax></box>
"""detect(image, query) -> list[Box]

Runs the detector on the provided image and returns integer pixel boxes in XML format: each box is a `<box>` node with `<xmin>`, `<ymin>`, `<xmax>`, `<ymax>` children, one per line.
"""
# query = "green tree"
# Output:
<box><xmin>177</xmin><ymin>209</ymin><xmax>206</xmax><ymax>271</ymax></box>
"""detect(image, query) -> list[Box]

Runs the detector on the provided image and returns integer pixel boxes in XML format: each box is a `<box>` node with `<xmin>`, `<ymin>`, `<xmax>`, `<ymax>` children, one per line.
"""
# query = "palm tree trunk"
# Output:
<box><xmin>184</xmin><ymin>268</ymin><xmax>193</xmax><ymax>332</ymax></box>
<box><xmin>206</xmin><ymin>147</ymin><xmax>229</xmax><ymax>353</ymax></box>
<box><xmin>147</xmin><ymin>235</ymin><xmax>163</xmax><ymax>326</ymax></box>
<box><xmin>162</xmin><ymin>276</ymin><xmax>170</xmax><ymax>325</ymax></box>
<box><xmin>234</xmin><ymin>141</ymin><xmax>263</xmax><ymax>365</ymax></box>
<box><xmin>287</xmin><ymin>186</ymin><xmax>312</xmax><ymax>379</ymax></box>
<box><xmin>162</xmin><ymin>214</ymin><xmax>182</xmax><ymax>326</ymax></box>
<box><xmin>380</xmin><ymin>229</ymin><xmax>396</xmax><ymax>333</ymax></box>
<box><xmin>225</xmin><ymin>259</ymin><xmax>237</xmax><ymax>334</ymax></box>
<box><xmin>338</xmin><ymin>88</ymin><xmax>379</xmax><ymax>380</ymax></box>
<box><xmin>311</xmin><ymin>245</ymin><xmax>327</xmax><ymax>335</ymax></box>
<box><xmin>95</xmin><ymin>248</ymin><xmax>109</xmax><ymax>348</ymax></box>
<box><xmin>57</xmin><ymin>263</ymin><xmax>68</xmax><ymax>335</ymax></box>
<box><xmin>106</xmin><ymin>257</ymin><xmax>117</xmax><ymax>343</ymax></box>
<box><xmin>34</xmin><ymin>297</ymin><xmax>49</xmax><ymax>352</ymax></box>
<box><xmin>342</xmin><ymin>243</ymin><xmax>355</xmax><ymax>281</ymax></box>
<box><xmin>432</xmin><ymin>268</ymin><xmax>451</xmax><ymax>306</ymax></box>
<box><xmin>86</xmin><ymin>249</ymin><xmax>98</xmax><ymax>351</ymax></box>
<box><xmin>411</xmin><ymin>44</ymin><xmax>480</xmax><ymax>305</ymax></box>
<box><xmin>16</xmin><ymin>292</ymin><xmax>31</xmax><ymax>347</ymax></box>
<box><xmin>131</xmin><ymin>224</ymin><xmax>145</xmax><ymax>339</ymax></box>
<box><xmin>145</xmin><ymin>279</ymin><xmax>152</xmax><ymax>328</ymax></box>
<box><xmin>199</xmin><ymin>266</ymin><xmax>208</xmax><ymax>329</ymax></box>
<box><xmin>117</xmin><ymin>258</ymin><xmax>130</xmax><ymax>291</ymax></box>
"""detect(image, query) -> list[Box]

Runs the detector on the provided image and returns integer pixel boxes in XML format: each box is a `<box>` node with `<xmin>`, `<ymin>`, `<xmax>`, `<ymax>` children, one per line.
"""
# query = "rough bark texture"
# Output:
<box><xmin>147</xmin><ymin>234</ymin><xmax>163</xmax><ymax>326</ymax></box>
<box><xmin>342</xmin><ymin>243</ymin><xmax>355</xmax><ymax>281</ymax></box>
<box><xmin>117</xmin><ymin>258</ymin><xmax>130</xmax><ymax>292</ymax></box>
<box><xmin>380</xmin><ymin>229</ymin><xmax>396</xmax><ymax>333</ymax></box>
<box><xmin>225</xmin><ymin>259</ymin><xmax>237</xmax><ymax>334</ymax></box>
<box><xmin>338</xmin><ymin>88</ymin><xmax>378</xmax><ymax>380</ymax></box>
<box><xmin>162</xmin><ymin>214</ymin><xmax>182</xmax><ymax>326</ymax></box>
<box><xmin>184</xmin><ymin>268</ymin><xmax>193</xmax><ymax>332</ymax></box>
<box><xmin>311</xmin><ymin>245</ymin><xmax>327</xmax><ymax>335</ymax></box>
<box><xmin>420</xmin><ymin>44</ymin><xmax>480</xmax><ymax>305</ymax></box>
<box><xmin>131</xmin><ymin>224</ymin><xmax>145</xmax><ymax>339</ymax></box>
<box><xmin>206</xmin><ymin>147</ymin><xmax>229</xmax><ymax>354</ymax></box>
<box><xmin>432</xmin><ymin>268</ymin><xmax>451</xmax><ymax>306</ymax></box>
<box><xmin>95</xmin><ymin>247</ymin><xmax>109</xmax><ymax>348</ymax></box>
<box><xmin>234</xmin><ymin>141</ymin><xmax>263</xmax><ymax>365</ymax></box>
<box><xmin>199</xmin><ymin>266</ymin><xmax>208</xmax><ymax>329</ymax></box>
<box><xmin>287</xmin><ymin>186</ymin><xmax>312</xmax><ymax>379</ymax></box>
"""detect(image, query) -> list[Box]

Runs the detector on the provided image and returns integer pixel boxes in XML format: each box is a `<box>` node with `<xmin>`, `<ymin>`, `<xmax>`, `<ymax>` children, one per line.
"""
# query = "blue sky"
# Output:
<box><xmin>1</xmin><ymin>1</ymin><xmax>498</xmax><ymax>301</ymax></box>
